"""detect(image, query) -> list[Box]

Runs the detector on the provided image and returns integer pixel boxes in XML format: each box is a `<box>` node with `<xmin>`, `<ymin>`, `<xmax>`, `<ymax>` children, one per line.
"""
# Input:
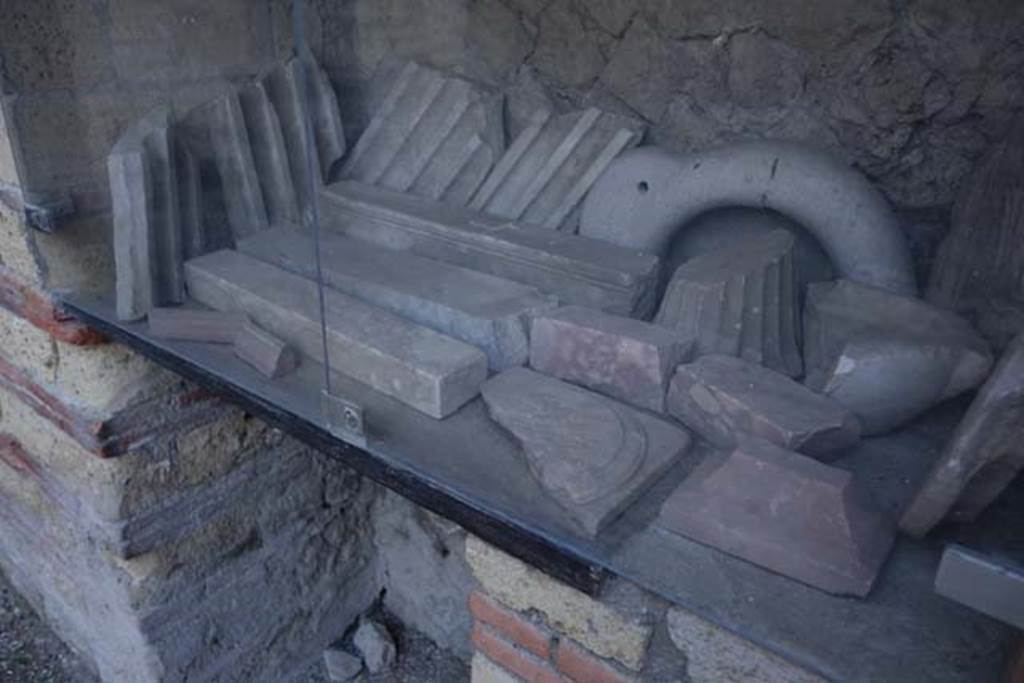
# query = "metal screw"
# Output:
<box><xmin>343</xmin><ymin>407</ymin><xmax>361</xmax><ymax>432</ymax></box>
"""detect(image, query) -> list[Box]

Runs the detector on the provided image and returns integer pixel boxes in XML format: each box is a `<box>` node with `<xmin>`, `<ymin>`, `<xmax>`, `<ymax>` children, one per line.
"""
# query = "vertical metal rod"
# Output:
<box><xmin>292</xmin><ymin>0</ymin><xmax>333</xmax><ymax>394</ymax></box>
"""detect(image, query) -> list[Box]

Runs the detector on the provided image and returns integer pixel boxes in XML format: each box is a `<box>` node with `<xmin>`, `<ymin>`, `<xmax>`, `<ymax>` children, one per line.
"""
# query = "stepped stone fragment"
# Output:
<box><xmin>185</xmin><ymin>249</ymin><xmax>487</xmax><ymax>418</ymax></box>
<box><xmin>307</xmin><ymin>61</ymin><xmax>346</xmax><ymax>180</ymax></box>
<box><xmin>237</xmin><ymin>229</ymin><xmax>555</xmax><ymax>370</ymax></box>
<box><xmin>529</xmin><ymin>305</ymin><xmax>690</xmax><ymax>412</ymax></box>
<box><xmin>469</xmin><ymin>108</ymin><xmax>642</xmax><ymax>230</ymax></box>
<box><xmin>927</xmin><ymin>117</ymin><xmax>1024</xmax><ymax>344</ymax></box>
<box><xmin>238</xmin><ymin>80</ymin><xmax>300</xmax><ymax>228</ymax></box>
<box><xmin>658</xmin><ymin>437</ymin><xmax>895</xmax><ymax>597</ymax></box>
<box><xmin>667</xmin><ymin>355</ymin><xmax>860</xmax><ymax>459</ymax></box>
<box><xmin>900</xmin><ymin>335</ymin><xmax>1024</xmax><ymax>537</ymax></box>
<box><xmin>655</xmin><ymin>229</ymin><xmax>802</xmax><ymax>377</ymax></box>
<box><xmin>340</xmin><ymin>62</ymin><xmax>503</xmax><ymax>205</ymax></box>
<box><xmin>175</xmin><ymin>145</ymin><xmax>205</xmax><ymax>260</ymax></box>
<box><xmin>148</xmin><ymin>307</ymin><xmax>247</xmax><ymax>343</ymax></box>
<box><xmin>804</xmin><ymin>279</ymin><xmax>993</xmax><ymax>435</ymax></box>
<box><xmin>321</xmin><ymin>181</ymin><xmax>660</xmax><ymax>317</ymax></box>
<box><xmin>234</xmin><ymin>322</ymin><xmax>299</xmax><ymax>378</ymax></box>
<box><xmin>110</xmin><ymin>107</ymin><xmax>183</xmax><ymax>320</ymax></box>
<box><xmin>481</xmin><ymin>368</ymin><xmax>690</xmax><ymax>537</ymax></box>
<box><xmin>262</xmin><ymin>60</ymin><xmax>319</xmax><ymax>224</ymax></box>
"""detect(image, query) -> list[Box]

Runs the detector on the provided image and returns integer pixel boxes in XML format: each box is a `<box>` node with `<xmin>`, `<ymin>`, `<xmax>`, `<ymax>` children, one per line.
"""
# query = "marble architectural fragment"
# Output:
<box><xmin>900</xmin><ymin>335</ymin><xmax>1024</xmax><ymax>537</ymax></box>
<box><xmin>579</xmin><ymin>142</ymin><xmax>916</xmax><ymax>295</ymax></box>
<box><xmin>934</xmin><ymin>545</ymin><xmax>1024</xmax><ymax>631</ymax></box>
<box><xmin>667</xmin><ymin>355</ymin><xmax>860</xmax><ymax>459</ymax></box>
<box><xmin>469</xmin><ymin>108</ymin><xmax>642</xmax><ymax>230</ymax></box>
<box><xmin>175</xmin><ymin>145</ymin><xmax>205</xmax><ymax>260</ymax></box>
<box><xmin>804</xmin><ymin>280</ymin><xmax>993</xmax><ymax>435</ymax></box>
<box><xmin>237</xmin><ymin>229</ymin><xmax>555</xmax><ymax>370</ymax></box>
<box><xmin>234</xmin><ymin>321</ymin><xmax>299</xmax><ymax>379</ymax></box>
<box><xmin>110</xmin><ymin>107</ymin><xmax>183</xmax><ymax>320</ymax></box>
<box><xmin>658</xmin><ymin>437</ymin><xmax>895</xmax><ymax>597</ymax></box>
<box><xmin>238</xmin><ymin>80</ymin><xmax>300</xmax><ymax>228</ymax></box>
<box><xmin>148</xmin><ymin>307</ymin><xmax>247</xmax><ymax>343</ymax></box>
<box><xmin>185</xmin><ymin>249</ymin><xmax>487</xmax><ymax>418</ymax></box>
<box><xmin>927</xmin><ymin>118</ymin><xmax>1024</xmax><ymax>342</ymax></box>
<box><xmin>481</xmin><ymin>368</ymin><xmax>690</xmax><ymax>536</ymax></box>
<box><xmin>529</xmin><ymin>305</ymin><xmax>690</xmax><ymax>412</ymax></box>
<box><xmin>655</xmin><ymin>230</ymin><xmax>803</xmax><ymax>377</ymax></box>
<box><xmin>340</xmin><ymin>62</ymin><xmax>503</xmax><ymax>205</ymax></box>
<box><xmin>307</xmin><ymin>61</ymin><xmax>347</xmax><ymax>180</ymax></box>
<box><xmin>320</xmin><ymin>181</ymin><xmax>660</xmax><ymax>317</ymax></box>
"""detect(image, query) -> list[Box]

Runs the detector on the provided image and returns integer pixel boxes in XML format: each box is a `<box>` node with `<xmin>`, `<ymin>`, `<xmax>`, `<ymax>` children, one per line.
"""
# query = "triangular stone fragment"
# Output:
<box><xmin>481</xmin><ymin>368</ymin><xmax>690</xmax><ymax>537</ymax></box>
<box><xmin>804</xmin><ymin>279</ymin><xmax>993</xmax><ymax>434</ymax></box>
<box><xmin>658</xmin><ymin>437</ymin><xmax>895</xmax><ymax>597</ymax></box>
<box><xmin>655</xmin><ymin>230</ymin><xmax>802</xmax><ymax>377</ymax></box>
<box><xmin>667</xmin><ymin>355</ymin><xmax>860</xmax><ymax>460</ymax></box>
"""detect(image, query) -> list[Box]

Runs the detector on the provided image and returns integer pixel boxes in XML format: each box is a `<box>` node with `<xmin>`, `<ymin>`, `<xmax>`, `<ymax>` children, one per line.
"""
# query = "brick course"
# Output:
<box><xmin>471</xmin><ymin>622</ymin><xmax>565</xmax><ymax>683</ymax></box>
<box><xmin>470</xmin><ymin>590</ymin><xmax>553</xmax><ymax>659</ymax></box>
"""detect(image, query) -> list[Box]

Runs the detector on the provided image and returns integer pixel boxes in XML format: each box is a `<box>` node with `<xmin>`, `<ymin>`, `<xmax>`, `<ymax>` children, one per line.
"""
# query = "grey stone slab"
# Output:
<box><xmin>237</xmin><ymin>229</ymin><xmax>555</xmax><ymax>370</ymax></box>
<box><xmin>469</xmin><ymin>108</ymin><xmax>642</xmax><ymax>230</ymax></box>
<box><xmin>804</xmin><ymin>279</ymin><xmax>993</xmax><ymax>435</ymax></box>
<box><xmin>656</xmin><ymin>229</ymin><xmax>803</xmax><ymax>377</ymax></box>
<box><xmin>110</xmin><ymin>147</ymin><xmax>153</xmax><ymax>321</ymax></box>
<box><xmin>175</xmin><ymin>144</ymin><xmax>205</xmax><ymax>260</ymax></box>
<box><xmin>147</xmin><ymin>306</ymin><xmax>247</xmax><ymax>343</ymax></box>
<box><xmin>934</xmin><ymin>545</ymin><xmax>1024</xmax><ymax>631</ymax></box>
<box><xmin>307</xmin><ymin>61</ymin><xmax>346</xmax><ymax>180</ymax></box>
<box><xmin>184</xmin><ymin>249</ymin><xmax>487</xmax><ymax>418</ymax></box>
<box><xmin>262</xmin><ymin>60</ymin><xmax>318</xmax><ymax>225</ymax></box>
<box><xmin>579</xmin><ymin>142</ymin><xmax>917</xmax><ymax>296</ymax></box>
<box><xmin>658</xmin><ymin>437</ymin><xmax>895</xmax><ymax>597</ymax></box>
<box><xmin>143</xmin><ymin>118</ymin><xmax>184</xmax><ymax>305</ymax></box>
<box><xmin>233</xmin><ymin>321</ymin><xmax>299</xmax><ymax>379</ymax></box>
<box><xmin>238</xmin><ymin>80</ymin><xmax>300</xmax><ymax>228</ymax></box>
<box><xmin>667</xmin><ymin>355</ymin><xmax>860</xmax><ymax>460</ymax></box>
<box><xmin>353</xmin><ymin>619</ymin><xmax>396</xmax><ymax>674</ymax></box>
<box><xmin>900</xmin><ymin>335</ymin><xmax>1024</xmax><ymax>537</ymax></box>
<box><xmin>481</xmin><ymin>367</ymin><xmax>690</xmax><ymax>537</ymax></box>
<box><xmin>341</xmin><ymin>62</ymin><xmax>503</xmax><ymax>205</ymax></box>
<box><xmin>320</xmin><ymin>181</ymin><xmax>660</xmax><ymax>317</ymax></box>
<box><xmin>529</xmin><ymin>305</ymin><xmax>690</xmax><ymax>412</ymax></box>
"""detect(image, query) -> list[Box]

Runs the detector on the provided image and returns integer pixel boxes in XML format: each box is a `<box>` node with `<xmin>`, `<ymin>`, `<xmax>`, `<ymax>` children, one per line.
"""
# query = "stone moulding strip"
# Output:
<box><xmin>0</xmin><ymin>352</ymin><xmax>226</xmax><ymax>459</ymax></box>
<box><xmin>0</xmin><ymin>265</ymin><xmax>106</xmax><ymax>345</ymax></box>
<box><xmin>61</xmin><ymin>293</ymin><xmax>607</xmax><ymax>596</ymax></box>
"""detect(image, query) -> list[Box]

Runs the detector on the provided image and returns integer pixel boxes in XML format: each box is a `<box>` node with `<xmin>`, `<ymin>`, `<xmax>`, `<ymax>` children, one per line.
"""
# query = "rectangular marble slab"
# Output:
<box><xmin>236</xmin><ymin>229</ymin><xmax>555</xmax><ymax>370</ymax></box>
<box><xmin>185</xmin><ymin>249</ymin><xmax>488</xmax><ymax>418</ymax></box>
<box><xmin>319</xmin><ymin>181</ymin><xmax>660</xmax><ymax>318</ymax></box>
<box><xmin>148</xmin><ymin>306</ymin><xmax>248</xmax><ymax>344</ymax></box>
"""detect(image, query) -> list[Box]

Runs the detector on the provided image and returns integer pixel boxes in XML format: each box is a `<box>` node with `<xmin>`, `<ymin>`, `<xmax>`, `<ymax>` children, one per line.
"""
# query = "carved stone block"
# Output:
<box><xmin>148</xmin><ymin>306</ymin><xmax>247</xmax><ymax>344</ymax></box>
<box><xmin>185</xmin><ymin>249</ymin><xmax>488</xmax><ymax>418</ymax></box>
<box><xmin>900</xmin><ymin>335</ymin><xmax>1024</xmax><ymax>537</ymax></box>
<box><xmin>529</xmin><ymin>305</ymin><xmax>690</xmax><ymax>413</ymax></box>
<box><xmin>655</xmin><ymin>229</ymin><xmax>802</xmax><ymax>377</ymax></box>
<box><xmin>804</xmin><ymin>279</ymin><xmax>993</xmax><ymax>435</ymax></box>
<box><xmin>658</xmin><ymin>437</ymin><xmax>895</xmax><ymax>597</ymax></box>
<box><xmin>234</xmin><ymin>322</ymin><xmax>299</xmax><ymax>379</ymax></box>
<box><xmin>237</xmin><ymin>229</ymin><xmax>555</xmax><ymax>370</ymax></box>
<box><xmin>667</xmin><ymin>355</ymin><xmax>860</xmax><ymax>459</ymax></box>
<box><xmin>481</xmin><ymin>368</ymin><xmax>690</xmax><ymax>537</ymax></box>
<box><xmin>321</xmin><ymin>181</ymin><xmax>660</xmax><ymax>317</ymax></box>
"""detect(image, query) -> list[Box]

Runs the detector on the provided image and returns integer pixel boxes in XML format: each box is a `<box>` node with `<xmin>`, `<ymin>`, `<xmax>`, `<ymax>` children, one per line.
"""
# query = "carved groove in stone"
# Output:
<box><xmin>261</xmin><ymin>60</ymin><xmax>319</xmax><ymax>225</ymax></box>
<box><xmin>238</xmin><ymin>81</ymin><xmax>300</xmax><ymax>228</ymax></box>
<box><xmin>469</xmin><ymin>107</ymin><xmax>642</xmax><ymax>230</ymax></box>
<box><xmin>340</xmin><ymin>62</ymin><xmax>503</xmax><ymax>205</ymax></box>
<box><xmin>655</xmin><ymin>230</ymin><xmax>802</xmax><ymax>377</ymax></box>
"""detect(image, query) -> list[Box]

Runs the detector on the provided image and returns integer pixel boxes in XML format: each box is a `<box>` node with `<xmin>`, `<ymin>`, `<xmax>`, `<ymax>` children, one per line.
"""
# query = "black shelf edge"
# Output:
<box><xmin>62</xmin><ymin>297</ymin><xmax>607</xmax><ymax>596</ymax></box>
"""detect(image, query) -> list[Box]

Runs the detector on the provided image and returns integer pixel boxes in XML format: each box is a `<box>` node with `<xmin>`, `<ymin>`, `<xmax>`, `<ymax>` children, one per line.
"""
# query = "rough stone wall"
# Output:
<box><xmin>316</xmin><ymin>0</ymin><xmax>1024</xmax><ymax>274</ymax></box>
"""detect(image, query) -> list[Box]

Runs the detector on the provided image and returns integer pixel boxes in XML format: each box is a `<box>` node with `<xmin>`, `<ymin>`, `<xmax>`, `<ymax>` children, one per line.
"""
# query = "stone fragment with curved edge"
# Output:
<box><xmin>655</xmin><ymin>229</ymin><xmax>803</xmax><ymax>377</ymax></box>
<box><xmin>804</xmin><ymin>280</ymin><xmax>993</xmax><ymax>435</ymax></box>
<box><xmin>481</xmin><ymin>367</ymin><xmax>690</xmax><ymax>537</ymax></box>
<box><xmin>579</xmin><ymin>143</ymin><xmax>916</xmax><ymax>295</ymax></box>
<box><xmin>900</xmin><ymin>334</ymin><xmax>1024</xmax><ymax>538</ymax></box>
<box><xmin>668</xmin><ymin>355</ymin><xmax>860</xmax><ymax>460</ymax></box>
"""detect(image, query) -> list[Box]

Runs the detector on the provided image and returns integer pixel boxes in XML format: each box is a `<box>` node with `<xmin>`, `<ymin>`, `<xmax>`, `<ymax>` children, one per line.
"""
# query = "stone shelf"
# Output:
<box><xmin>63</xmin><ymin>293</ymin><xmax>1018</xmax><ymax>682</ymax></box>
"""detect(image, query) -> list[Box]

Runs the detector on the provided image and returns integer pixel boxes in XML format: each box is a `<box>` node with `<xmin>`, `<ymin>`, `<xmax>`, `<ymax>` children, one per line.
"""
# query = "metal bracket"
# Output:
<box><xmin>321</xmin><ymin>390</ymin><xmax>367</xmax><ymax>448</ymax></box>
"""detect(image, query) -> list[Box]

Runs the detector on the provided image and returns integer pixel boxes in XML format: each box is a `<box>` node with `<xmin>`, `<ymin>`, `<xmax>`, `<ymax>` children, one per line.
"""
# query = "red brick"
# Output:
<box><xmin>472</xmin><ymin>622</ymin><xmax>565</xmax><ymax>683</ymax></box>
<box><xmin>470</xmin><ymin>591</ymin><xmax>552</xmax><ymax>659</ymax></box>
<box><xmin>0</xmin><ymin>266</ymin><xmax>106</xmax><ymax>346</ymax></box>
<box><xmin>555</xmin><ymin>639</ymin><xmax>637</xmax><ymax>683</ymax></box>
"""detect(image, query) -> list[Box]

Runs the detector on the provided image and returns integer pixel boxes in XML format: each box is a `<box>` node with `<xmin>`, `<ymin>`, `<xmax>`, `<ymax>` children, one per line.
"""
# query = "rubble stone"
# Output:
<box><xmin>900</xmin><ymin>334</ymin><xmax>1024</xmax><ymax>537</ymax></box>
<box><xmin>480</xmin><ymin>368</ymin><xmax>689</xmax><ymax>537</ymax></box>
<box><xmin>655</xmin><ymin>229</ymin><xmax>803</xmax><ymax>377</ymax></box>
<box><xmin>658</xmin><ymin>437</ymin><xmax>895</xmax><ymax>597</ymax></box>
<box><xmin>804</xmin><ymin>279</ymin><xmax>993</xmax><ymax>434</ymax></box>
<box><xmin>323</xmin><ymin>646</ymin><xmax>363</xmax><ymax>682</ymax></box>
<box><xmin>529</xmin><ymin>305</ymin><xmax>689</xmax><ymax>413</ymax></box>
<box><xmin>353</xmin><ymin>618</ymin><xmax>397</xmax><ymax>674</ymax></box>
<box><xmin>667</xmin><ymin>355</ymin><xmax>860</xmax><ymax>459</ymax></box>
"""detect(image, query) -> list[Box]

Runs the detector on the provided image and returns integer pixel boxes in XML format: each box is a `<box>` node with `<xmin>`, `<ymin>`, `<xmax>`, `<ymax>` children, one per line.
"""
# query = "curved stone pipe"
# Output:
<box><xmin>579</xmin><ymin>142</ymin><xmax>917</xmax><ymax>296</ymax></box>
